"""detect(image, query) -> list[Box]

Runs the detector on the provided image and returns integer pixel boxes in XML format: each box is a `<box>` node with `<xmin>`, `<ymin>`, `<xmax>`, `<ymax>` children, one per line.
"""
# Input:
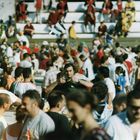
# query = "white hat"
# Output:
<box><xmin>42</xmin><ymin>41</ymin><xmax>49</xmax><ymax>46</ymax></box>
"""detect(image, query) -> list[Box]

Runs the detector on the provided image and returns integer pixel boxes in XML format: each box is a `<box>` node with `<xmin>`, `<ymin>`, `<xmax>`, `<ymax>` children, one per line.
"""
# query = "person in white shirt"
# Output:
<box><xmin>105</xmin><ymin>90</ymin><xmax>140</xmax><ymax>140</ymax></box>
<box><xmin>0</xmin><ymin>94</ymin><xmax>11</xmax><ymax>139</ymax></box>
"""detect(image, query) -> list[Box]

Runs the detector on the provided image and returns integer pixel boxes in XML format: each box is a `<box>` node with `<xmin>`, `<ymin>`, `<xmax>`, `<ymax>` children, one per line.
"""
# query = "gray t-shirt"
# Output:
<box><xmin>19</xmin><ymin>110</ymin><xmax>55</xmax><ymax>140</ymax></box>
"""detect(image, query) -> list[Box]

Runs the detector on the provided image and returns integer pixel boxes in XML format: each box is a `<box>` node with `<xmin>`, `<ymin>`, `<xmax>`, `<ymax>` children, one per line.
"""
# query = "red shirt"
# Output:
<box><xmin>35</xmin><ymin>0</ymin><xmax>42</xmax><ymax>10</ymax></box>
<box><xmin>21</xmin><ymin>45</ymin><xmax>31</xmax><ymax>54</ymax></box>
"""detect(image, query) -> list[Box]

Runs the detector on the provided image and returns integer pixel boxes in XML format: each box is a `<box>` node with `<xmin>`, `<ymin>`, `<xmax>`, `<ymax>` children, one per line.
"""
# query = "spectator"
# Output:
<box><xmin>24</xmin><ymin>19</ymin><xmax>35</xmax><ymax>38</ymax></box>
<box><xmin>10</xmin><ymin>67</ymin><xmax>24</xmax><ymax>94</ymax></box>
<box><xmin>16</xmin><ymin>0</ymin><xmax>28</xmax><ymax>22</ymax></box>
<box><xmin>92</xmin><ymin>81</ymin><xmax>113</xmax><ymax>127</ymax></box>
<box><xmin>113</xmin><ymin>94</ymin><xmax>127</xmax><ymax>114</ymax></box>
<box><xmin>3</xmin><ymin>104</ymin><xmax>26</xmax><ymax>140</ymax></box>
<box><xmin>125</xmin><ymin>0</ymin><xmax>135</xmax><ymax>22</ymax></box>
<box><xmin>35</xmin><ymin>0</ymin><xmax>43</xmax><ymax>23</ymax></box>
<box><xmin>101</xmin><ymin>0</ymin><xmax>113</xmax><ymax>22</ymax></box>
<box><xmin>0</xmin><ymin>93</ymin><xmax>11</xmax><ymax>139</ymax></box>
<box><xmin>14</xmin><ymin>68</ymin><xmax>36</xmax><ymax>98</ymax></box>
<box><xmin>84</xmin><ymin>3</ymin><xmax>96</xmax><ymax>32</ymax></box>
<box><xmin>98</xmin><ymin>21</ymin><xmax>107</xmax><ymax>38</ymax></box>
<box><xmin>66</xmin><ymin>88</ymin><xmax>110</xmax><ymax>140</ymax></box>
<box><xmin>46</xmin><ymin>91</ymin><xmax>71</xmax><ymax>140</ymax></box>
<box><xmin>115</xmin><ymin>66</ymin><xmax>126</xmax><ymax>95</ymax></box>
<box><xmin>105</xmin><ymin>90</ymin><xmax>140</xmax><ymax>140</ymax></box>
<box><xmin>68</xmin><ymin>21</ymin><xmax>77</xmax><ymax>40</ymax></box>
<box><xmin>18</xmin><ymin>90</ymin><xmax>55</xmax><ymax>140</ymax></box>
<box><xmin>47</xmin><ymin>8</ymin><xmax>65</xmax><ymax>36</ymax></box>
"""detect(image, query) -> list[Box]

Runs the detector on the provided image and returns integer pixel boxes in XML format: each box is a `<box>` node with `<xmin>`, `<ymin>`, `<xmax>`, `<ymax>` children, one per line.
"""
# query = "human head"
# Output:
<box><xmin>22</xmin><ymin>90</ymin><xmax>41</xmax><ymax>117</ymax></box>
<box><xmin>16</xmin><ymin>104</ymin><xmax>26</xmax><ymax>122</ymax></box>
<box><xmin>66</xmin><ymin>88</ymin><xmax>97</xmax><ymax>124</ymax></box>
<box><xmin>0</xmin><ymin>93</ymin><xmax>11</xmax><ymax>111</ymax></box>
<box><xmin>47</xmin><ymin>91</ymin><xmax>65</xmax><ymax>112</ymax></box>
<box><xmin>113</xmin><ymin>94</ymin><xmax>127</xmax><ymax>114</ymax></box>
<box><xmin>127</xmin><ymin>90</ymin><xmax>140</xmax><ymax>122</ymax></box>
<box><xmin>0</xmin><ymin>77</ymin><xmax>7</xmax><ymax>88</ymax></box>
<box><xmin>14</xmin><ymin>67</ymin><xmax>23</xmax><ymax>80</ymax></box>
<box><xmin>64</xmin><ymin>63</ymin><xmax>75</xmax><ymax>79</ymax></box>
<box><xmin>98</xmin><ymin>66</ymin><xmax>109</xmax><ymax>78</ymax></box>
<box><xmin>23</xmin><ymin>68</ymin><xmax>32</xmax><ymax>80</ymax></box>
<box><xmin>91</xmin><ymin>81</ymin><xmax>108</xmax><ymax>102</ymax></box>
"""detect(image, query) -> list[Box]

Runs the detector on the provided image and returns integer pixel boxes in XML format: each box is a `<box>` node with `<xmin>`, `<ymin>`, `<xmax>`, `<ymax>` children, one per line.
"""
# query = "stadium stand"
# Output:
<box><xmin>16</xmin><ymin>1</ymin><xmax>140</xmax><ymax>39</ymax></box>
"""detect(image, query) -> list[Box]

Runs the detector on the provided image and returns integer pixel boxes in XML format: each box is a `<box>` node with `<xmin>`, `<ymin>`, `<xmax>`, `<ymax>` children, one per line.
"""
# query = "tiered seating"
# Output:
<box><xmin>16</xmin><ymin>1</ymin><xmax>140</xmax><ymax>39</ymax></box>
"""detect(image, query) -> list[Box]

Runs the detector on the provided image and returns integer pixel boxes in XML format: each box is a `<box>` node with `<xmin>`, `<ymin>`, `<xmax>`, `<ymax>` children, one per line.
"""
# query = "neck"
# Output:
<box><xmin>0</xmin><ymin>108</ymin><xmax>5</xmax><ymax>116</ymax></box>
<box><xmin>83</xmin><ymin>114</ymin><xmax>99</xmax><ymax>132</ymax></box>
<box><xmin>24</xmin><ymin>78</ymin><xmax>31</xmax><ymax>82</ymax></box>
<box><xmin>50</xmin><ymin>107</ymin><xmax>60</xmax><ymax>113</ymax></box>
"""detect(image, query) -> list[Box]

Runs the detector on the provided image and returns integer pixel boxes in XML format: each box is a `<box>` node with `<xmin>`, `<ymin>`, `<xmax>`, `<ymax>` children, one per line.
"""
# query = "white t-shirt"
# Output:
<box><xmin>104</xmin><ymin>78</ymin><xmax>116</xmax><ymax>100</ymax></box>
<box><xmin>0</xmin><ymin>116</ymin><xmax>7</xmax><ymax>139</ymax></box>
<box><xmin>82</xmin><ymin>58</ymin><xmax>95</xmax><ymax>81</ymax></box>
<box><xmin>15</xmin><ymin>82</ymin><xmax>37</xmax><ymax>98</ymax></box>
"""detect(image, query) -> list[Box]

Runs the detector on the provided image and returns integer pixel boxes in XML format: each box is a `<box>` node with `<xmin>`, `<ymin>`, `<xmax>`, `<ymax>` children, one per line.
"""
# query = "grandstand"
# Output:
<box><xmin>14</xmin><ymin>1</ymin><xmax>140</xmax><ymax>39</ymax></box>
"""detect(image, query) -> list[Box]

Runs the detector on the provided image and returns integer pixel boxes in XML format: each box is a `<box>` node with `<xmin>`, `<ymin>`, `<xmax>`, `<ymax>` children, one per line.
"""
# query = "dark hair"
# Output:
<box><xmin>100</xmin><ymin>55</ymin><xmax>108</xmax><ymax>64</ymax></box>
<box><xmin>47</xmin><ymin>91</ymin><xmax>64</xmax><ymax>108</ymax></box>
<box><xmin>23</xmin><ymin>53</ymin><xmax>30</xmax><ymax>59</ymax></box>
<box><xmin>91</xmin><ymin>81</ymin><xmax>108</xmax><ymax>102</ymax></box>
<box><xmin>16</xmin><ymin>104</ymin><xmax>26</xmax><ymax>122</ymax></box>
<box><xmin>15</xmin><ymin>67</ymin><xmax>23</xmax><ymax>78</ymax></box>
<box><xmin>72</xmin><ymin>21</ymin><xmax>76</xmax><ymax>24</ymax></box>
<box><xmin>98</xmin><ymin>66</ymin><xmax>109</xmax><ymax>78</ymax></box>
<box><xmin>66</xmin><ymin>88</ymin><xmax>97</xmax><ymax>110</ymax></box>
<box><xmin>0</xmin><ymin>77</ymin><xmax>7</xmax><ymax>88</ymax></box>
<box><xmin>115</xmin><ymin>55</ymin><xmax>123</xmax><ymax>63</ymax></box>
<box><xmin>113</xmin><ymin>94</ymin><xmax>127</xmax><ymax>106</ymax></box>
<box><xmin>23</xmin><ymin>68</ymin><xmax>31</xmax><ymax>79</ymax></box>
<box><xmin>64</xmin><ymin>63</ymin><xmax>75</xmax><ymax>71</ymax></box>
<box><xmin>115</xmin><ymin>66</ymin><xmax>125</xmax><ymax>76</ymax></box>
<box><xmin>22</xmin><ymin>90</ymin><xmax>41</xmax><ymax>107</ymax></box>
<box><xmin>127</xmin><ymin>90</ymin><xmax>140</xmax><ymax>106</ymax></box>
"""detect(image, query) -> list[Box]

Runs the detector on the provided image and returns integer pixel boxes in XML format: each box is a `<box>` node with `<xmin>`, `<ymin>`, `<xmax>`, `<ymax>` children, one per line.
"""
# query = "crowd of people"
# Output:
<box><xmin>0</xmin><ymin>0</ymin><xmax>140</xmax><ymax>140</ymax></box>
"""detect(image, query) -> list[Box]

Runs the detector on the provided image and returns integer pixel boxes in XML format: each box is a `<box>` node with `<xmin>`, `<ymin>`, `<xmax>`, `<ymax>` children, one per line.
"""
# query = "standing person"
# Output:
<box><xmin>0</xmin><ymin>93</ymin><xmax>11</xmax><ymax>139</ymax></box>
<box><xmin>115</xmin><ymin>66</ymin><xmax>126</xmax><ymax>95</ymax></box>
<box><xmin>18</xmin><ymin>90</ymin><xmax>55</xmax><ymax>140</ymax></box>
<box><xmin>84</xmin><ymin>3</ymin><xmax>96</xmax><ymax>32</ymax></box>
<box><xmin>105</xmin><ymin>90</ymin><xmax>140</xmax><ymax>140</ymax></box>
<box><xmin>66</xmin><ymin>88</ymin><xmax>110</xmax><ymax>140</ymax></box>
<box><xmin>68</xmin><ymin>21</ymin><xmax>77</xmax><ymax>40</ymax></box>
<box><xmin>3</xmin><ymin>104</ymin><xmax>26</xmax><ymax>140</ymax></box>
<box><xmin>16</xmin><ymin>0</ymin><xmax>28</xmax><ymax>22</ymax></box>
<box><xmin>35</xmin><ymin>0</ymin><xmax>43</xmax><ymax>23</ymax></box>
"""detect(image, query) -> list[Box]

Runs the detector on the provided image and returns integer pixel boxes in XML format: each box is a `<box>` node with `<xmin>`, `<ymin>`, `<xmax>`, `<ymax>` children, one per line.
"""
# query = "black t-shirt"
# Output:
<box><xmin>46</xmin><ymin>112</ymin><xmax>73</xmax><ymax>140</ymax></box>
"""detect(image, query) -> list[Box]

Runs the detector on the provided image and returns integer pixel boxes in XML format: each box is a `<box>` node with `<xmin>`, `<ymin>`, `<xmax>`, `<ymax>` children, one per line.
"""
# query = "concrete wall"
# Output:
<box><xmin>0</xmin><ymin>0</ymin><xmax>15</xmax><ymax>22</ymax></box>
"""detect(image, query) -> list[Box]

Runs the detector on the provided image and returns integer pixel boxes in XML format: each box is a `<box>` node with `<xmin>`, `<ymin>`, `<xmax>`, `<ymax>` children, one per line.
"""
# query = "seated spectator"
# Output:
<box><xmin>16</xmin><ymin>0</ymin><xmax>28</xmax><ymax>22</ymax></box>
<box><xmin>56</xmin><ymin>33</ymin><xmax>68</xmax><ymax>50</ymax></box>
<box><xmin>125</xmin><ymin>0</ymin><xmax>135</xmax><ymax>22</ymax></box>
<box><xmin>47</xmin><ymin>8</ymin><xmax>65</xmax><ymax>36</ymax></box>
<box><xmin>57</xmin><ymin>0</ymin><xmax>68</xmax><ymax>21</ymax></box>
<box><xmin>101</xmin><ymin>0</ymin><xmax>113</xmax><ymax>22</ymax></box>
<box><xmin>23</xmin><ymin>19</ymin><xmax>35</xmax><ymax>38</ymax></box>
<box><xmin>98</xmin><ymin>21</ymin><xmax>107</xmax><ymax>38</ymax></box>
<box><xmin>84</xmin><ymin>3</ymin><xmax>96</xmax><ymax>32</ymax></box>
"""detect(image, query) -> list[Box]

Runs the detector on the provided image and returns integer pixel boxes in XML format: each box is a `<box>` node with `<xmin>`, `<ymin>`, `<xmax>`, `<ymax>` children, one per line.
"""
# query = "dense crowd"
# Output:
<box><xmin>0</xmin><ymin>0</ymin><xmax>140</xmax><ymax>140</ymax></box>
